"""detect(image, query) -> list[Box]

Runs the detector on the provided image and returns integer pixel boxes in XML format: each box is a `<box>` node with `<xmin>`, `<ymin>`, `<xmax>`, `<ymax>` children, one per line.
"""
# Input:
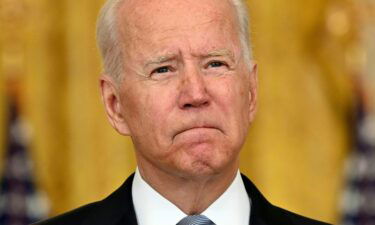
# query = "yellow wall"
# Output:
<box><xmin>0</xmin><ymin>42</ymin><xmax>4</xmax><ymax>175</ymax></box>
<box><xmin>0</xmin><ymin>0</ymin><xmax>357</xmax><ymax>223</ymax></box>
<box><xmin>241</xmin><ymin>0</ymin><xmax>355</xmax><ymax>222</ymax></box>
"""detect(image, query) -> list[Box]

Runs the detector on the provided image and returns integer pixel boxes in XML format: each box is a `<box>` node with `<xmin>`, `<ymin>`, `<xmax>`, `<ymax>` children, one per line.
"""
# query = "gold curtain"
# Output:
<box><xmin>0</xmin><ymin>41</ymin><xmax>4</xmax><ymax>175</ymax></box>
<box><xmin>241</xmin><ymin>0</ymin><xmax>355</xmax><ymax>223</ymax></box>
<box><xmin>0</xmin><ymin>40</ymin><xmax>4</xmax><ymax>174</ymax></box>
<box><xmin>21</xmin><ymin>0</ymin><xmax>137</xmax><ymax>214</ymax></box>
<box><xmin>1</xmin><ymin>0</ymin><xmax>356</xmax><ymax>223</ymax></box>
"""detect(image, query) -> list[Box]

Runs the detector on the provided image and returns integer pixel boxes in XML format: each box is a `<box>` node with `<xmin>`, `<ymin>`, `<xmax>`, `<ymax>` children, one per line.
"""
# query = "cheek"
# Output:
<box><xmin>234</xmin><ymin>75</ymin><xmax>251</xmax><ymax>119</ymax></box>
<box><xmin>143</xmin><ymin>86</ymin><xmax>177</xmax><ymax>127</ymax></box>
<box><xmin>122</xmin><ymin>84</ymin><xmax>176</xmax><ymax>141</ymax></box>
<box><xmin>209</xmin><ymin>75</ymin><xmax>251</xmax><ymax>149</ymax></box>
<box><xmin>213</xmin><ymin>75</ymin><xmax>250</xmax><ymax>120</ymax></box>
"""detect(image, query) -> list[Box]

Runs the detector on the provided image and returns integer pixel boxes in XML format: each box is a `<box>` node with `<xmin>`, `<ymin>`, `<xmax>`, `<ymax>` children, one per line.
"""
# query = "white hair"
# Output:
<box><xmin>96</xmin><ymin>0</ymin><xmax>253</xmax><ymax>81</ymax></box>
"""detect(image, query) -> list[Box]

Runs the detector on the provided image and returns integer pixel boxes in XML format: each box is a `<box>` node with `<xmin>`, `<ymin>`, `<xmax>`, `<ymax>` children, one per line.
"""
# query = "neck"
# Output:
<box><xmin>137</xmin><ymin>159</ymin><xmax>239</xmax><ymax>214</ymax></box>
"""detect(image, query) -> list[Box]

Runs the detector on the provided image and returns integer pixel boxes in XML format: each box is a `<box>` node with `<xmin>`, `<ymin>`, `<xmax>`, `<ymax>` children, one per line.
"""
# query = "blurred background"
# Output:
<box><xmin>0</xmin><ymin>0</ymin><xmax>374</xmax><ymax>224</ymax></box>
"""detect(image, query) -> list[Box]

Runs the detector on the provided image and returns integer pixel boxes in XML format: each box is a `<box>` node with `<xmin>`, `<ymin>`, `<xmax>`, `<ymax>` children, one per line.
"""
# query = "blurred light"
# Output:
<box><xmin>345</xmin><ymin>45</ymin><xmax>367</xmax><ymax>71</ymax></box>
<box><xmin>326</xmin><ymin>7</ymin><xmax>350</xmax><ymax>37</ymax></box>
<box><xmin>359</xmin><ymin>115</ymin><xmax>375</xmax><ymax>147</ymax></box>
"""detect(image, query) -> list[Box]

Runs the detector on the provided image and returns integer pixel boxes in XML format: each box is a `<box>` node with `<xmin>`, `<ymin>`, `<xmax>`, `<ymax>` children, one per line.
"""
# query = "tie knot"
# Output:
<box><xmin>176</xmin><ymin>215</ymin><xmax>215</xmax><ymax>225</ymax></box>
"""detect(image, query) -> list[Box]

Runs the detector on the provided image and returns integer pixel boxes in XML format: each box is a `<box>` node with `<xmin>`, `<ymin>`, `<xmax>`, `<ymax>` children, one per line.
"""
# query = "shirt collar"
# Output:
<box><xmin>201</xmin><ymin>171</ymin><xmax>250</xmax><ymax>225</ymax></box>
<box><xmin>132</xmin><ymin>168</ymin><xmax>250</xmax><ymax>225</ymax></box>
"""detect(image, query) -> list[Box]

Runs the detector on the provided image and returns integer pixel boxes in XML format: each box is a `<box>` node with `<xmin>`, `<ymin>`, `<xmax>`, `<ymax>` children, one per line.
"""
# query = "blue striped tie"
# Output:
<box><xmin>176</xmin><ymin>215</ymin><xmax>216</xmax><ymax>225</ymax></box>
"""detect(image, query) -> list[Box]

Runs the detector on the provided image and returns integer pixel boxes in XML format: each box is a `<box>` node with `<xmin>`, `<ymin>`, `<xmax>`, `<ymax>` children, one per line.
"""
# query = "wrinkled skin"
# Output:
<box><xmin>100</xmin><ymin>0</ymin><xmax>257</xmax><ymax>213</ymax></box>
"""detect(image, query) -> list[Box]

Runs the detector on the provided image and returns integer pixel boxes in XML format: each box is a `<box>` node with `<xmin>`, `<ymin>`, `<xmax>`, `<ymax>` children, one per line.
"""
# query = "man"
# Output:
<box><xmin>35</xmin><ymin>0</ymin><xmax>330</xmax><ymax>224</ymax></box>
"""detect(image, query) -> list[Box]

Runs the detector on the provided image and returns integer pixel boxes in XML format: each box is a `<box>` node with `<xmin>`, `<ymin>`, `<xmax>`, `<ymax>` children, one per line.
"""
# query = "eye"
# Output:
<box><xmin>208</xmin><ymin>61</ymin><xmax>226</xmax><ymax>68</ymax></box>
<box><xmin>152</xmin><ymin>66</ymin><xmax>170</xmax><ymax>74</ymax></box>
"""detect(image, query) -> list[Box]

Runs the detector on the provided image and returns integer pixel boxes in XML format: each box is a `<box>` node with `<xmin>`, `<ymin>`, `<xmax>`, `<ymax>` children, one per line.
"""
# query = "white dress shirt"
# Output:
<box><xmin>132</xmin><ymin>168</ymin><xmax>251</xmax><ymax>225</ymax></box>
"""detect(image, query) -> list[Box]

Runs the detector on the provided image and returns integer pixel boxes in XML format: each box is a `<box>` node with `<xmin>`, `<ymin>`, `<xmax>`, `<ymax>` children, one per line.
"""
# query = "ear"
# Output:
<box><xmin>248</xmin><ymin>62</ymin><xmax>258</xmax><ymax>122</ymax></box>
<box><xmin>99</xmin><ymin>75</ymin><xmax>131</xmax><ymax>136</ymax></box>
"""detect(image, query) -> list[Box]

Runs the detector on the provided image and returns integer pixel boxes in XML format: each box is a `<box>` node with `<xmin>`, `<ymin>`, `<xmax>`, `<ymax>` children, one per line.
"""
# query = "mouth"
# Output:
<box><xmin>173</xmin><ymin>125</ymin><xmax>221</xmax><ymax>140</ymax></box>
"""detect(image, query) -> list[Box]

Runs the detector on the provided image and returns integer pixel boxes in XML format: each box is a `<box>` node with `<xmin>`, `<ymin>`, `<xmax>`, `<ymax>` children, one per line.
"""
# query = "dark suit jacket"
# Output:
<box><xmin>33</xmin><ymin>174</ymin><xmax>331</xmax><ymax>225</ymax></box>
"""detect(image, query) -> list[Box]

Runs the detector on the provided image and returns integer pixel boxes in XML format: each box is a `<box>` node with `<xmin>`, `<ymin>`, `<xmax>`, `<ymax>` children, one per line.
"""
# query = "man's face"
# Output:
<box><xmin>102</xmin><ymin>0</ymin><xmax>257</xmax><ymax>179</ymax></box>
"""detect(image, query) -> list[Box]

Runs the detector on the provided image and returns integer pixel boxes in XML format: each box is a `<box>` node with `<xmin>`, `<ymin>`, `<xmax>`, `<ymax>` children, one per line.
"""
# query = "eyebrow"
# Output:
<box><xmin>143</xmin><ymin>48</ymin><xmax>235</xmax><ymax>68</ymax></box>
<box><xmin>205</xmin><ymin>49</ymin><xmax>235</xmax><ymax>61</ymax></box>
<box><xmin>145</xmin><ymin>54</ymin><xmax>176</xmax><ymax>67</ymax></box>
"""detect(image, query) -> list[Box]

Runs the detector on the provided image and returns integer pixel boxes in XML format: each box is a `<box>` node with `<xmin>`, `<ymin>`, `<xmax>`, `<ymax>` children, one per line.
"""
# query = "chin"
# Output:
<box><xmin>175</xmin><ymin>154</ymin><xmax>234</xmax><ymax>180</ymax></box>
<box><xmin>177</xmin><ymin>167</ymin><xmax>218</xmax><ymax>180</ymax></box>
<box><xmin>161</xmin><ymin>141</ymin><xmax>240</xmax><ymax>179</ymax></box>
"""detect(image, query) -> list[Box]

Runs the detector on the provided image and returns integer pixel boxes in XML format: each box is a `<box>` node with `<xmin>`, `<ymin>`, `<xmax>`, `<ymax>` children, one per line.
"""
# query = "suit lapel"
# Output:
<box><xmin>83</xmin><ymin>173</ymin><xmax>292</xmax><ymax>225</ymax></box>
<box><xmin>83</xmin><ymin>174</ymin><xmax>138</xmax><ymax>225</ymax></box>
<box><xmin>242</xmin><ymin>174</ymin><xmax>292</xmax><ymax>225</ymax></box>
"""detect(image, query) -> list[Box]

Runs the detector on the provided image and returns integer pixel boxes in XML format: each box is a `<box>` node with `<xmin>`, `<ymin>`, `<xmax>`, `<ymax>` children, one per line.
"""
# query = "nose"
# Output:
<box><xmin>178</xmin><ymin>66</ymin><xmax>210</xmax><ymax>109</ymax></box>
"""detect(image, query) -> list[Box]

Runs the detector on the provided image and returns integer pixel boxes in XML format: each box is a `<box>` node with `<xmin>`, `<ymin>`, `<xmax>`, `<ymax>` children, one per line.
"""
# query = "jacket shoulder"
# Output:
<box><xmin>241</xmin><ymin>174</ymin><xmax>332</xmax><ymax>225</ymax></box>
<box><xmin>274</xmin><ymin>206</ymin><xmax>331</xmax><ymax>225</ymax></box>
<box><xmin>32</xmin><ymin>174</ymin><xmax>137</xmax><ymax>225</ymax></box>
<box><xmin>32</xmin><ymin>202</ymin><xmax>99</xmax><ymax>225</ymax></box>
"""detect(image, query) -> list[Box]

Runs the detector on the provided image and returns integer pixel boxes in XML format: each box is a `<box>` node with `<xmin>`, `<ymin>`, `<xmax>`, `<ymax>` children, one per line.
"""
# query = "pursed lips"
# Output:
<box><xmin>173</xmin><ymin>125</ymin><xmax>222</xmax><ymax>140</ymax></box>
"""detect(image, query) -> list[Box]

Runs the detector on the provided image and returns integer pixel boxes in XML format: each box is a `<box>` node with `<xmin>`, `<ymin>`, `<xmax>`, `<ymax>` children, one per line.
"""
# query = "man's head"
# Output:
<box><xmin>97</xmin><ymin>0</ymin><xmax>253</xmax><ymax>81</ymax></box>
<box><xmin>98</xmin><ymin>0</ymin><xmax>257</xmax><ymax>180</ymax></box>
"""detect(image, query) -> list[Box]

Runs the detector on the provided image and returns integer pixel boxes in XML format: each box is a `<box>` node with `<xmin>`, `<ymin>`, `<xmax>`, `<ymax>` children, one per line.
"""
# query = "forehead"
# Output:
<box><xmin>117</xmin><ymin>0</ymin><xmax>240</xmax><ymax>49</ymax></box>
<box><xmin>119</xmin><ymin>0</ymin><xmax>237</xmax><ymax>23</ymax></box>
